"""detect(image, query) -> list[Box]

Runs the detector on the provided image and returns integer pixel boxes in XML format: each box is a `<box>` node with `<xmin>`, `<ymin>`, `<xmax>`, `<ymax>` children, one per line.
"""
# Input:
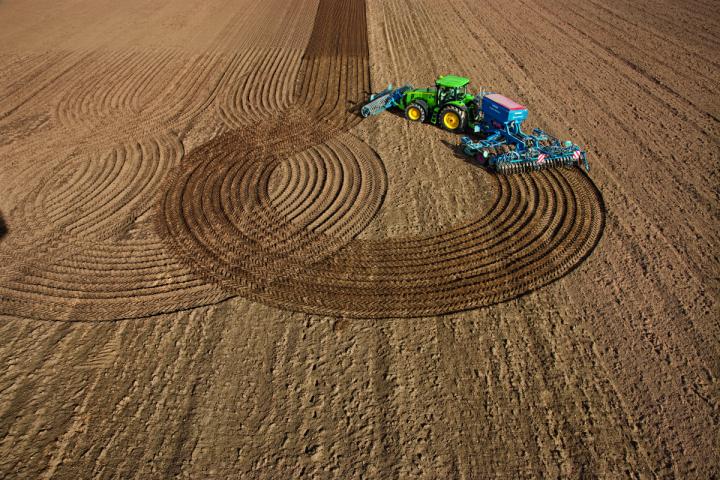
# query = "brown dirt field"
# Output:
<box><xmin>0</xmin><ymin>0</ymin><xmax>718</xmax><ymax>478</ymax></box>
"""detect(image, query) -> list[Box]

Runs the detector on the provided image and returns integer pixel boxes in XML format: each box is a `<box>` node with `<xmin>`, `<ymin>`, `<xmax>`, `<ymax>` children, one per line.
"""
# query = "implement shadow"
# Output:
<box><xmin>439</xmin><ymin>138</ymin><xmax>493</xmax><ymax>172</ymax></box>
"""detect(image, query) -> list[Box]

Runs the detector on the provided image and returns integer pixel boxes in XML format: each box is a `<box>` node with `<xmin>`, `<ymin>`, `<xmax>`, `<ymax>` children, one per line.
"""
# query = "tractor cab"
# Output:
<box><xmin>435</xmin><ymin>75</ymin><xmax>470</xmax><ymax>105</ymax></box>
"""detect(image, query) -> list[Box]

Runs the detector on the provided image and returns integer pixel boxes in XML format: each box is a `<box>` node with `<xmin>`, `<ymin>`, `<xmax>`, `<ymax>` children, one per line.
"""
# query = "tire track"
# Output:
<box><xmin>156</xmin><ymin>0</ymin><xmax>605</xmax><ymax>319</ymax></box>
<box><xmin>0</xmin><ymin>0</ymin><xmax>605</xmax><ymax>321</ymax></box>
<box><xmin>246</xmin><ymin>169</ymin><xmax>604</xmax><ymax>318</ymax></box>
<box><xmin>217</xmin><ymin>47</ymin><xmax>304</xmax><ymax>129</ymax></box>
<box><xmin>0</xmin><ymin>2</ymin><xmax>323</xmax><ymax>322</ymax></box>
<box><xmin>158</xmin><ymin>126</ymin><xmax>388</xmax><ymax>290</ymax></box>
<box><xmin>53</xmin><ymin>49</ymin><xmax>232</xmax><ymax>133</ymax></box>
<box><xmin>0</xmin><ymin>134</ymin><xmax>228</xmax><ymax>321</ymax></box>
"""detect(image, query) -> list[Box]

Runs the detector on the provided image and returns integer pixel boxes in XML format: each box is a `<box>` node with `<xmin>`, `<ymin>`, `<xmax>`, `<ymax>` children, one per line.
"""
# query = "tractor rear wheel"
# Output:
<box><xmin>440</xmin><ymin>105</ymin><xmax>466</xmax><ymax>132</ymax></box>
<box><xmin>405</xmin><ymin>100</ymin><xmax>428</xmax><ymax>123</ymax></box>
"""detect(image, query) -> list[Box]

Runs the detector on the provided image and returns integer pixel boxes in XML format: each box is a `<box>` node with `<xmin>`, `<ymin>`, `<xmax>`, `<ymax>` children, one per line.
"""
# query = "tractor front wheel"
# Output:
<box><xmin>405</xmin><ymin>100</ymin><xmax>428</xmax><ymax>123</ymax></box>
<box><xmin>440</xmin><ymin>105</ymin><xmax>466</xmax><ymax>132</ymax></box>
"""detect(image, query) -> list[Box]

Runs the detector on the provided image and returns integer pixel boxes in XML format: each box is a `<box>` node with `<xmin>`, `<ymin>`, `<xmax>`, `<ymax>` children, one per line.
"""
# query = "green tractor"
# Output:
<box><xmin>395</xmin><ymin>75</ymin><xmax>478</xmax><ymax>132</ymax></box>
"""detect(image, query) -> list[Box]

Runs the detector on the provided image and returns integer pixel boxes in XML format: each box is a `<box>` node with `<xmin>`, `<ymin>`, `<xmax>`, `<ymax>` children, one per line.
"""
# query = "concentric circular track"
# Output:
<box><xmin>0</xmin><ymin>0</ymin><xmax>606</xmax><ymax>321</ymax></box>
<box><xmin>159</xmin><ymin>152</ymin><xmax>604</xmax><ymax>317</ymax></box>
<box><xmin>0</xmin><ymin>135</ymin><xmax>228</xmax><ymax>321</ymax></box>
<box><xmin>154</xmin><ymin>0</ymin><xmax>605</xmax><ymax>318</ymax></box>
<box><xmin>271</xmin><ymin>168</ymin><xmax>605</xmax><ymax>317</ymax></box>
<box><xmin>157</xmin><ymin>130</ymin><xmax>387</xmax><ymax>291</ymax></box>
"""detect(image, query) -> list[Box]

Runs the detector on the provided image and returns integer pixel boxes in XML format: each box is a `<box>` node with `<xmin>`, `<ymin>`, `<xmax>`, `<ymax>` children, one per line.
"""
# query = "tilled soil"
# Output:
<box><xmin>0</xmin><ymin>0</ymin><xmax>718</xmax><ymax>478</ymax></box>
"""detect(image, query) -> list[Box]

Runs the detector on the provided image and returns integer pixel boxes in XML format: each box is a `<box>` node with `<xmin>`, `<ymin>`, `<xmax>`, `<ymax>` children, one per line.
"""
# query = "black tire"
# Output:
<box><xmin>439</xmin><ymin>105</ymin><xmax>467</xmax><ymax>132</ymax></box>
<box><xmin>476</xmin><ymin>151</ymin><xmax>489</xmax><ymax>166</ymax></box>
<box><xmin>405</xmin><ymin>100</ymin><xmax>428</xmax><ymax>123</ymax></box>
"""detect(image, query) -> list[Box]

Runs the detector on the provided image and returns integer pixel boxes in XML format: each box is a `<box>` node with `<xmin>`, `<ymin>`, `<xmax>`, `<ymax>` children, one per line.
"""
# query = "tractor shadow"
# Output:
<box><xmin>383</xmin><ymin>108</ymin><xmax>454</xmax><ymax>134</ymax></box>
<box><xmin>353</xmin><ymin>99</ymin><xmax>461</xmax><ymax>136</ymax></box>
<box><xmin>348</xmin><ymin>98</ymin><xmax>365</xmax><ymax>119</ymax></box>
<box><xmin>440</xmin><ymin>138</ymin><xmax>468</xmax><ymax>160</ymax></box>
<box><xmin>0</xmin><ymin>212</ymin><xmax>7</xmax><ymax>240</ymax></box>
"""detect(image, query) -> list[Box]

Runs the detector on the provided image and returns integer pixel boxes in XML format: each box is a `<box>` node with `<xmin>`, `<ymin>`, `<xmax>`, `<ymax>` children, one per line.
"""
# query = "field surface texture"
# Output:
<box><xmin>0</xmin><ymin>0</ymin><xmax>718</xmax><ymax>478</ymax></box>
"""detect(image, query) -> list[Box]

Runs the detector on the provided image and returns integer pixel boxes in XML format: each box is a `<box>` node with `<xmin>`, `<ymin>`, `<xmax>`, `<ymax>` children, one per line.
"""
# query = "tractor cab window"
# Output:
<box><xmin>438</xmin><ymin>86</ymin><xmax>466</xmax><ymax>104</ymax></box>
<box><xmin>437</xmin><ymin>88</ymin><xmax>448</xmax><ymax>104</ymax></box>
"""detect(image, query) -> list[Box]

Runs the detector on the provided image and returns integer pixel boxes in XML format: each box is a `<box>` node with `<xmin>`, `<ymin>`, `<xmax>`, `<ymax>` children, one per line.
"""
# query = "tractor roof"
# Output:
<box><xmin>436</xmin><ymin>75</ymin><xmax>470</xmax><ymax>88</ymax></box>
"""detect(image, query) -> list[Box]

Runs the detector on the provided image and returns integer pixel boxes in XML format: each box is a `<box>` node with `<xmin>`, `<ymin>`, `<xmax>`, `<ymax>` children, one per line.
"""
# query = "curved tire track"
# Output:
<box><xmin>156</xmin><ymin>0</ymin><xmax>606</xmax><ymax>318</ymax></box>
<box><xmin>0</xmin><ymin>134</ymin><xmax>228</xmax><ymax>321</ymax></box>
<box><xmin>0</xmin><ymin>0</ymin><xmax>605</xmax><ymax>321</ymax></box>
